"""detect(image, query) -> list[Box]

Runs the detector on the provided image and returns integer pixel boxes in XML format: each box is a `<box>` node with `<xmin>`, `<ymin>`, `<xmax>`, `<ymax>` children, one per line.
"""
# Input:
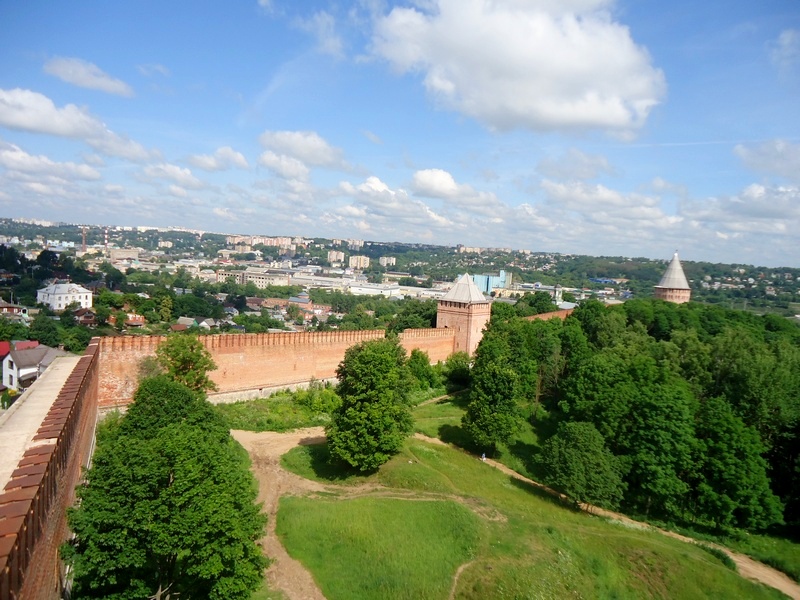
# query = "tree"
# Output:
<box><xmin>407</xmin><ymin>348</ymin><xmax>440</xmax><ymax>389</ymax></box>
<box><xmin>691</xmin><ymin>396</ymin><xmax>783</xmax><ymax>530</ymax></box>
<box><xmin>326</xmin><ymin>338</ymin><xmax>414</xmax><ymax>471</ymax></box>
<box><xmin>462</xmin><ymin>362</ymin><xmax>520</xmax><ymax>452</ymax></box>
<box><xmin>155</xmin><ymin>335</ymin><xmax>218</xmax><ymax>393</ymax></box>
<box><xmin>539</xmin><ymin>422</ymin><xmax>625</xmax><ymax>509</ymax></box>
<box><xmin>67</xmin><ymin>420</ymin><xmax>266</xmax><ymax>599</ymax></box>
<box><xmin>29</xmin><ymin>313</ymin><xmax>61</xmax><ymax>347</ymax></box>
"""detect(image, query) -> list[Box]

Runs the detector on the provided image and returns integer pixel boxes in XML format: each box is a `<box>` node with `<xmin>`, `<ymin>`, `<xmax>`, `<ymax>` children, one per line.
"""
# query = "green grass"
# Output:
<box><xmin>215</xmin><ymin>393</ymin><xmax>330</xmax><ymax>432</ymax></box>
<box><xmin>277</xmin><ymin>496</ymin><xmax>481</xmax><ymax>600</ymax></box>
<box><xmin>279</xmin><ymin>438</ymin><xmax>786</xmax><ymax>599</ymax></box>
<box><xmin>717</xmin><ymin>531</ymin><xmax>800</xmax><ymax>582</ymax></box>
<box><xmin>280</xmin><ymin>442</ymin><xmax>364</xmax><ymax>485</ymax></box>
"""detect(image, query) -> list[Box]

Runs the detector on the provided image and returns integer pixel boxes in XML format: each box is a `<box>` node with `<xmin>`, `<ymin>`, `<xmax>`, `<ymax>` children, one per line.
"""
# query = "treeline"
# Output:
<box><xmin>463</xmin><ymin>298</ymin><xmax>800</xmax><ymax>531</ymax></box>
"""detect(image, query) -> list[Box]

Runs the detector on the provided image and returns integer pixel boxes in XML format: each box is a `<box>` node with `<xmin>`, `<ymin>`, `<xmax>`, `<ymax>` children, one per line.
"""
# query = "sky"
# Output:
<box><xmin>0</xmin><ymin>1</ymin><xmax>799</xmax><ymax>267</ymax></box>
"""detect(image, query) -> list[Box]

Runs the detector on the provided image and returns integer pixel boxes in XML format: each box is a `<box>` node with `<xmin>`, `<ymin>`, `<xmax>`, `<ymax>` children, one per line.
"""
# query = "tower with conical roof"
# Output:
<box><xmin>654</xmin><ymin>251</ymin><xmax>691</xmax><ymax>303</ymax></box>
<box><xmin>437</xmin><ymin>274</ymin><xmax>491</xmax><ymax>355</ymax></box>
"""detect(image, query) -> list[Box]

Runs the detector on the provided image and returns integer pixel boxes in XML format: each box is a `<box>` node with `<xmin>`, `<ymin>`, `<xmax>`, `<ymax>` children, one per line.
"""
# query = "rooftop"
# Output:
<box><xmin>656</xmin><ymin>252</ymin><xmax>691</xmax><ymax>290</ymax></box>
<box><xmin>441</xmin><ymin>274</ymin><xmax>490</xmax><ymax>304</ymax></box>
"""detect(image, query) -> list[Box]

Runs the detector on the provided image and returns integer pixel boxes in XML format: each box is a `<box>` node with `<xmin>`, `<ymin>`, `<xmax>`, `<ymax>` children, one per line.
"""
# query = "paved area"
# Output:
<box><xmin>0</xmin><ymin>356</ymin><xmax>82</xmax><ymax>489</ymax></box>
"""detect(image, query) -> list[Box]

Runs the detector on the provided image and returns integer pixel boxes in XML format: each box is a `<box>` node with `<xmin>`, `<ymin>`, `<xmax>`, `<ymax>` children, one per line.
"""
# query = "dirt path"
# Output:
<box><xmin>235</xmin><ymin>428</ymin><xmax>800</xmax><ymax>600</ymax></box>
<box><xmin>232</xmin><ymin>428</ymin><xmax>328</xmax><ymax>600</ymax></box>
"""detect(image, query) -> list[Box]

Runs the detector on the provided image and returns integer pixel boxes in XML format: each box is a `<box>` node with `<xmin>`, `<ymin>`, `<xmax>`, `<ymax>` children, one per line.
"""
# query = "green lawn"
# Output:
<box><xmin>278</xmin><ymin>438</ymin><xmax>785</xmax><ymax>599</ymax></box>
<box><xmin>278</xmin><ymin>496</ymin><xmax>480</xmax><ymax>600</ymax></box>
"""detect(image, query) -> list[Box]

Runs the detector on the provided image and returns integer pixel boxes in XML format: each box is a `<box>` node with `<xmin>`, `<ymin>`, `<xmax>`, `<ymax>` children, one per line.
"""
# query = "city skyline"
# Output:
<box><xmin>1</xmin><ymin>1</ymin><xmax>799</xmax><ymax>267</ymax></box>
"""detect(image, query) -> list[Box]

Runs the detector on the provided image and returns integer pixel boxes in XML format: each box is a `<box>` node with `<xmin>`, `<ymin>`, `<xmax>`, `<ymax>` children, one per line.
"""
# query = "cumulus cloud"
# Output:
<box><xmin>297</xmin><ymin>11</ymin><xmax>344</xmax><ymax>58</ymax></box>
<box><xmin>44</xmin><ymin>57</ymin><xmax>134</xmax><ymax>96</ymax></box>
<box><xmin>143</xmin><ymin>163</ymin><xmax>204</xmax><ymax>189</ymax></box>
<box><xmin>259</xmin><ymin>130</ymin><xmax>348</xmax><ymax>168</ymax></box>
<box><xmin>537</xmin><ymin>148</ymin><xmax>614</xmax><ymax>180</ymax></box>
<box><xmin>188</xmin><ymin>146</ymin><xmax>249</xmax><ymax>171</ymax></box>
<box><xmin>734</xmin><ymin>139</ymin><xmax>800</xmax><ymax>181</ymax></box>
<box><xmin>0</xmin><ymin>141</ymin><xmax>101</xmax><ymax>180</ymax></box>
<box><xmin>770</xmin><ymin>29</ymin><xmax>800</xmax><ymax>73</ymax></box>
<box><xmin>0</xmin><ymin>88</ymin><xmax>153</xmax><ymax>160</ymax></box>
<box><xmin>168</xmin><ymin>184</ymin><xmax>187</xmax><ymax>197</ymax></box>
<box><xmin>412</xmin><ymin>168</ymin><xmax>503</xmax><ymax>214</ymax></box>
<box><xmin>370</xmin><ymin>0</ymin><xmax>665</xmax><ymax>134</ymax></box>
<box><xmin>258</xmin><ymin>151</ymin><xmax>310</xmax><ymax>180</ymax></box>
<box><xmin>338</xmin><ymin>176</ymin><xmax>453</xmax><ymax>228</ymax></box>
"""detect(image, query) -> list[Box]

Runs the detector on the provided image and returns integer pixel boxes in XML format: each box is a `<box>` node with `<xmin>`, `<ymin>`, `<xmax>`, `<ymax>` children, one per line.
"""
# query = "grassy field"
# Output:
<box><xmin>278</xmin><ymin>438</ymin><xmax>785</xmax><ymax>599</ymax></box>
<box><xmin>216</xmin><ymin>393</ymin><xmax>331</xmax><ymax>432</ymax></box>
<box><xmin>277</xmin><ymin>496</ymin><xmax>480</xmax><ymax>600</ymax></box>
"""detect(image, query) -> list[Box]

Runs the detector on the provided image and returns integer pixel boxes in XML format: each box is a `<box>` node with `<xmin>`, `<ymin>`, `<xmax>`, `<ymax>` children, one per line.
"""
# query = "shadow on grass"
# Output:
<box><xmin>507</xmin><ymin>476</ymin><xmax>577</xmax><ymax>512</ymax></box>
<box><xmin>438</xmin><ymin>423</ymin><xmax>476</xmax><ymax>451</ymax></box>
<box><xmin>287</xmin><ymin>442</ymin><xmax>369</xmax><ymax>482</ymax></box>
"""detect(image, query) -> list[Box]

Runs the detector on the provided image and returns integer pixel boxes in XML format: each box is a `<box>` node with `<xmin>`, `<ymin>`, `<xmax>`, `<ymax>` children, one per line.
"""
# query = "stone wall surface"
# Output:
<box><xmin>97</xmin><ymin>329</ymin><xmax>453</xmax><ymax>408</ymax></box>
<box><xmin>0</xmin><ymin>340</ymin><xmax>99</xmax><ymax>600</ymax></box>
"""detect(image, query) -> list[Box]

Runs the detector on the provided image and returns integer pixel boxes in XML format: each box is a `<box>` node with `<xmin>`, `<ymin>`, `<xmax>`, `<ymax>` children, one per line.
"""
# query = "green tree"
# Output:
<box><xmin>326</xmin><ymin>338</ymin><xmax>414</xmax><ymax>471</ymax></box>
<box><xmin>442</xmin><ymin>351</ymin><xmax>471</xmax><ymax>390</ymax></box>
<box><xmin>539</xmin><ymin>421</ymin><xmax>625</xmax><ymax>509</ymax></box>
<box><xmin>29</xmin><ymin>313</ymin><xmax>61</xmax><ymax>347</ymax></box>
<box><xmin>155</xmin><ymin>335</ymin><xmax>218</xmax><ymax>393</ymax></box>
<box><xmin>462</xmin><ymin>362</ymin><xmax>520</xmax><ymax>452</ymax></box>
<box><xmin>67</xmin><ymin>422</ymin><xmax>266</xmax><ymax>599</ymax></box>
<box><xmin>0</xmin><ymin>316</ymin><xmax>28</xmax><ymax>341</ymax></box>
<box><xmin>691</xmin><ymin>396</ymin><xmax>783</xmax><ymax>530</ymax></box>
<box><xmin>407</xmin><ymin>348</ymin><xmax>440</xmax><ymax>389</ymax></box>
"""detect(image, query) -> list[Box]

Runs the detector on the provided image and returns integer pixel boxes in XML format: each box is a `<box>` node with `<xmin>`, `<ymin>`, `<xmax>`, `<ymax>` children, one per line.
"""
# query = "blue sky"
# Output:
<box><xmin>0</xmin><ymin>0</ymin><xmax>798</xmax><ymax>266</ymax></box>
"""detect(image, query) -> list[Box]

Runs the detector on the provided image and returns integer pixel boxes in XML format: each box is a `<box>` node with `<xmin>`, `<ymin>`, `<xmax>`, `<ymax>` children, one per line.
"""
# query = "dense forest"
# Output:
<box><xmin>464</xmin><ymin>298</ymin><xmax>800</xmax><ymax>532</ymax></box>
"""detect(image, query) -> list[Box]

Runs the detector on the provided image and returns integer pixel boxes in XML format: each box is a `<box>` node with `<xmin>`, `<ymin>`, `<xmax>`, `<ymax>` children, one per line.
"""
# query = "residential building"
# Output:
<box><xmin>328</xmin><ymin>250</ymin><xmax>345</xmax><ymax>263</ymax></box>
<box><xmin>379</xmin><ymin>256</ymin><xmax>396</xmax><ymax>267</ymax></box>
<box><xmin>36</xmin><ymin>283</ymin><xmax>93</xmax><ymax>311</ymax></box>
<box><xmin>2</xmin><ymin>344</ymin><xmax>70</xmax><ymax>391</ymax></box>
<box><xmin>349</xmin><ymin>255</ymin><xmax>370</xmax><ymax>269</ymax></box>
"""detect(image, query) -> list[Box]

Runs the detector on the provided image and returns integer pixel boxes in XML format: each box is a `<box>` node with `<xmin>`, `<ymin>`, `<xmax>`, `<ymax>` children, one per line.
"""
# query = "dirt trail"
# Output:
<box><xmin>232</xmin><ymin>428</ymin><xmax>328</xmax><ymax>600</ymax></box>
<box><xmin>235</xmin><ymin>428</ymin><xmax>800</xmax><ymax>600</ymax></box>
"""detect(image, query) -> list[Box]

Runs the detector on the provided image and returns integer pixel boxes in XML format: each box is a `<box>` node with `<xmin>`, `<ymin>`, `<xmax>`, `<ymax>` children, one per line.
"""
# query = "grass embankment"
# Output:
<box><xmin>279</xmin><ymin>438</ymin><xmax>784</xmax><ymax>599</ymax></box>
<box><xmin>415</xmin><ymin>396</ymin><xmax>800</xmax><ymax>586</ymax></box>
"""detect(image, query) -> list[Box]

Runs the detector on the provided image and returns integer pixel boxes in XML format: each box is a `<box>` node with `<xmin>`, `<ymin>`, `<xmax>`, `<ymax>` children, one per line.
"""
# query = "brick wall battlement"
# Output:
<box><xmin>0</xmin><ymin>341</ymin><xmax>99</xmax><ymax>600</ymax></box>
<box><xmin>97</xmin><ymin>328</ymin><xmax>455</xmax><ymax>409</ymax></box>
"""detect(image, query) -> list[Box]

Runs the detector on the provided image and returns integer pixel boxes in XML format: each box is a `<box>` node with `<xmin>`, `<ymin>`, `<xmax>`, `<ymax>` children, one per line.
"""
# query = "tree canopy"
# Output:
<box><xmin>326</xmin><ymin>337</ymin><xmax>414</xmax><ymax>471</ymax></box>
<box><xmin>155</xmin><ymin>334</ymin><xmax>218</xmax><ymax>392</ymax></box>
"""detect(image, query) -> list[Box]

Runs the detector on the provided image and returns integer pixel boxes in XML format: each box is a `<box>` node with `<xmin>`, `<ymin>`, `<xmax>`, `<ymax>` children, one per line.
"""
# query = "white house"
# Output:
<box><xmin>2</xmin><ymin>345</ymin><xmax>70</xmax><ymax>391</ymax></box>
<box><xmin>36</xmin><ymin>282</ymin><xmax>93</xmax><ymax>311</ymax></box>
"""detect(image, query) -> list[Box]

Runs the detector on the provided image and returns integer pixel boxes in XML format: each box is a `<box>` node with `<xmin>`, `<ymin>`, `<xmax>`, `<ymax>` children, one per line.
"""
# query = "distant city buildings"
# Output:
<box><xmin>328</xmin><ymin>250</ymin><xmax>345</xmax><ymax>263</ymax></box>
<box><xmin>472</xmin><ymin>270</ymin><xmax>511</xmax><ymax>294</ymax></box>
<box><xmin>349</xmin><ymin>255</ymin><xmax>370</xmax><ymax>269</ymax></box>
<box><xmin>379</xmin><ymin>256</ymin><xmax>396</xmax><ymax>267</ymax></box>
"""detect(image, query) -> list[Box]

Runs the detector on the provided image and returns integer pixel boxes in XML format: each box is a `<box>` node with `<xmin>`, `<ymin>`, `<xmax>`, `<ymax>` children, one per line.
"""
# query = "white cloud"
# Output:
<box><xmin>143</xmin><ymin>163</ymin><xmax>204</xmax><ymax>189</ymax></box>
<box><xmin>734</xmin><ymin>139</ymin><xmax>800</xmax><ymax>182</ymax></box>
<box><xmin>412</xmin><ymin>168</ymin><xmax>503</xmax><ymax>214</ymax></box>
<box><xmin>188</xmin><ymin>146</ymin><xmax>249</xmax><ymax>171</ymax></box>
<box><xmin>259</xmin><ymin>130</ymin><xmax>348</xmax><ymax>168</ymax></box>
<box><xmin>370</xmin><ymin>0</ymin><xmax>665</xmax><ymax>134</ymax></box>
<box><xmin>770</xmin><ymin>29</ymin><xmax>800</xmax><ymax>72</ymax></box>
<box><xmin>0</xmin><ymin>88</ymin><xmax>153</xmax><ymax>160</ymax></box>
<box><xmin>297</xmin><ymin>11</ymin><xmax>344</xmax><ymax>58</ymax></box>
<box><xmin>537</xmin><ymin>148</ymin><xmax>614</xmax><ymax>180</ymax></box>
<box><xmin>258</xmin><ymin>151</ymin><xmax>310</xmax><ymax>180</ymax></box>
<box><xmin>44</xmin><ymin>57</ymin><xmax>134</xmax><ymax>97</ymax></box>
<box><xmin>363</xmin><ymin>130</ymin><xmax>382</xmax><ymax>144</ymax></box>
<box><xmin>168</xmin><ymin>185</ymin><xmax>187</xmax><ymax>197</ymax></box>
<box><xmin>0</xmin><ymin>141</ymin><xmax>101</xmax><ymax>180</ymax></box>
<box><xmin>137</xmin><ymin>63</ymin><xmax>171</xmax><ymax>77</ymax></box>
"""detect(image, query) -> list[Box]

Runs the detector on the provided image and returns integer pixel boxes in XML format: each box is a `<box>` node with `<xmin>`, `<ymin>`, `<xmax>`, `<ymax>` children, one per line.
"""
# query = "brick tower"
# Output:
<box><xmin>437</xmin><ymin>274</ymin><xmax>491</xmax><ymax>355</ymax></box>
<box><xmin>654</xmin><ymin>251</ymin><xmax>691</xmax><ymax>303</ymax></box>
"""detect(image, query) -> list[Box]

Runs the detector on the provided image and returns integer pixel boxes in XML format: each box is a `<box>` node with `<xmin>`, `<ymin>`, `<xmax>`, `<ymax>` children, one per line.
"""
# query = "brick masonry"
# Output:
<box><xmin>97</xmin><ymin>328</ymin><xmax>458</xmax><ymax>409</ymax></box>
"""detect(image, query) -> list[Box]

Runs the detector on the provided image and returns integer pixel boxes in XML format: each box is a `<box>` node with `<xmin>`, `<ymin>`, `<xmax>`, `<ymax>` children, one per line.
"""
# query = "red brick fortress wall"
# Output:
<box><xmin>97</xmin><ymin>330</ymin><xmax>447</xmax><ymax>409</ymax></box>
<box><xmin>397</xmin><ymin>328</ymin><xmax>456</xmax><ymax>363</ymax></box>
<box><xmin>0</xmin><ymin>341</ymin><xmax>100</xmax><ymax>600</ymax></box>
